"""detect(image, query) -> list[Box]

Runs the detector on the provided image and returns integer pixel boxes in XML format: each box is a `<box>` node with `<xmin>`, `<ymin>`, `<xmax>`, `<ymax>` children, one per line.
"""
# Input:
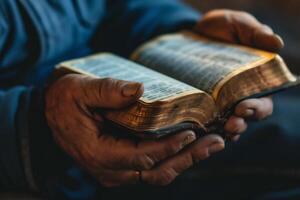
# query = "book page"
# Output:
<box><xmin>131</xmin><ymin>31</ymin><xmax>275</xmax><ymax>99</ymax></box>
<box><xmin>59</xmin><ymin>53</ymin><xmax>200</xmax><ymax>103</ymax></box>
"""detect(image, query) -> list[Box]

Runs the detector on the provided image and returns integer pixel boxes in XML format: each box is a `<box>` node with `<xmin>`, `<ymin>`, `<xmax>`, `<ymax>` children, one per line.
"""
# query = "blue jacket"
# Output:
<box><xmin>0</xmin><ymin>0</ymin><xmax>200</xmax><ymax>192</ymax></box>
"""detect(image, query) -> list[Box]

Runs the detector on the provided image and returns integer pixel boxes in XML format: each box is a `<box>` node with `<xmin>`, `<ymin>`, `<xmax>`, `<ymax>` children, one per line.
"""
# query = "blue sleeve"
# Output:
<box><xmin>93</xmin><ymin>0</ymin><xmax>201</xmax><ymax>56</ymax></box>
<box><xmin>0</xmin><ymin>86</ymin><xmax>70</xmax><ymax>191</ymax></box>
<box><xmin>0</xmin><ymin>88</ymin><xmax>27</xmax><ymax>188</ymax></box>
<box><xmin>0</xmin><ymin>0</ymin><xmax>201</xmax><ymax>191</ymax></box>
<box><xmin>0</xmin><ymin>0</ymin><xmax>105</xmax><ymax>69</ymax></box>
<box><xmin>0</xmin><ymin>0</ymin><xmax>200</xmax><ymax>68</ymax></box>
<box><xmin>0</xmin><ymin>87</ymin><xmax>37</xmax><ymax>190</ymax></box>
<box><xmin>0</xmin><ymin>1</ymin><xmax>89</xmax><ymax>190</ymax></box>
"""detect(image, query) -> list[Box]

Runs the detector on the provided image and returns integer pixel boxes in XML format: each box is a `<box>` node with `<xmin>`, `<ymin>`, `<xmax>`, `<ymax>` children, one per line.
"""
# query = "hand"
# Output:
<box><xmin>224</xmin><ymin>97</ymin><xmax>273</xmax><ymax>141</ymax></box>
<box><xmin>45</xmin><ymin>74</ymin><xmax>225</xmax><ymax>187</ymax></box>
<box><xmin>194</xmin><ymin>9</ymin><xmax>277</xmax><ymax>140</ymax></box>
<box><xmin>195</xmin><ymin>9</ymin><xmax>284</xmax><ymax>52</ymax></box>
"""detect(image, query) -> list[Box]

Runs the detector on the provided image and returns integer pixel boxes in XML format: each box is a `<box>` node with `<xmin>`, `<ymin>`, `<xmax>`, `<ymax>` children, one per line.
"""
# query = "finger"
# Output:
<box><xmin>196</xmin><ymin>9</ymin><xmax>238</xmax><ymax>43</ymax></box>
<box><xmin>253</xmin><ymin>29</ymin><xmax>284</xmax><ymax>52</ymax></box>
<box><xmin>129</xmin><ymin>130</ymin><xmax>197</xmax><ymax>170</ymax></box>
<box><xmin>80</xmin><ymin>75</ymin><xmax>144</xmax><ymax>109</ymax></box>
<box><xmin>96</xmin><ymin>170</ymin><xmax>140</xmax><ymax>187</ymax></box>
<box><xmin>231</xmin><ymin>12</ymin><xmax>284</xmax><ymax>51</ymax></box>
<box><xmin>231</xmin><ymin>135</ymin><xmax>240</xmax><ymax>142</ymax></box>
<box><xmin>235</xmin><ymin>97</ymin><xmax>273</xmax><ymax>120</ymax></box>
<box><xmin>224</xmin><ymin>116</ymin><xmax>247</xmax><ymax>135</ymax></box>
<box><xmin>260</xmin><ymin>24</ymin><xmax>274</xmax><ymax>35</ymax></box>
<box><xmin>141</xmin><ymin>134</ymin><xmax>224</xmax><ymax>185</ymax></box>
<box><xmin>227</xmin><ymin>134</ymin><xmax>241</xmax><ymax>142</ymax></box>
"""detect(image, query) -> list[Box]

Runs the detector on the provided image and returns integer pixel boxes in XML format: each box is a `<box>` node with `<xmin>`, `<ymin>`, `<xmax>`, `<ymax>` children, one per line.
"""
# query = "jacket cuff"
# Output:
<box><xmin>26</xmin><ymin>87</ymin><xmax>71</xmax><ymax>191</ymax></box>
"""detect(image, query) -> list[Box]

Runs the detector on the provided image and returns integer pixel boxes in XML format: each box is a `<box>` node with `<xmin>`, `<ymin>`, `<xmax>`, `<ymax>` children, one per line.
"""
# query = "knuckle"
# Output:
<box><xmin>237</xmin><ymin>11</ymin><xmax>252</xmax><ymax>18</ymax></box>
<box><xmin>181</xmin><ymin>153</ymin><xmax>194</xmax><ymax>167</ymax></box>
<box><xmin>163</xmin><ymin>137</ymin><xmax>188</xmax><ymax>156</ymax></box>
<box><xmin>158</xmin><ymin>168</ymin><xmax>177</xmax><ymax>186</ymax></box>
<box><xmin>99</xmin><ymin>77</ymin><xmax>114</xmax><ymax>91</ymax></box>
<box><xmin>97</xmin><ymin>77</ymin><xmax>117</xmax><ymax>101</ymax></box>
<box><xmin>103</xmin><ymin>77</ymin><xmax>119</xmax><ymax>87</ymax></box>
<box><xmin>262</xmin><ymin>24</ymin><xmax>273</xmax><ymax>32</ymax></box>
<box><xmin>149</xmin><ymin>168</ymin><xmax>177</xmax><ymax>186</ymax></box>
<box><xmin>101</xmin><ymin>77</ymin><xmax>114</xmax><ymax>83</ymax></box>
<box><xmin>115</xmin><ymin>79</ymin><xmax>126</xmax><ymax>89</ymax></box>
<box><xmin>164</xmin><ymin>140</ymin><xmax>182</xmax><ymax>155</ymax></box>
<box><xmin>192</xmin><ymin>147</ymin><xmax>210</xmax><ymax>162</ymax></box>
<box><xmin>255</xmin><ymin>109</ymin><xmax>267</xmax><ymax>120</ymax></box>
<box><xmin>132</xmin><ymin>152</ymin><xmax>155</xmax><ymax>170</ymax></box>
<box><xmin>232</xmin><ymin>118</ymin><xmax>245</xmax><ymax>133</ymax></box>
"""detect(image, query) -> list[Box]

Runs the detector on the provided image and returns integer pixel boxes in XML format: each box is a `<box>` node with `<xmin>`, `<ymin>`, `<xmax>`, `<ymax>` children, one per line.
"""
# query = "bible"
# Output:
<box><xmin>55</xmin><ymin>31</ymin><xmax>299</xmax><ymax>138</ymax></box>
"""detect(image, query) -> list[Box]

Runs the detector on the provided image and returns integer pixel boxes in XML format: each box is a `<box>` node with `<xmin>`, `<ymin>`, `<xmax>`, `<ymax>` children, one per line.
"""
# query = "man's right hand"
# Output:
<box><xmin>45</xmin><ymin>74</ymin><xmax>224</xmax><ymax>187</ymax></box>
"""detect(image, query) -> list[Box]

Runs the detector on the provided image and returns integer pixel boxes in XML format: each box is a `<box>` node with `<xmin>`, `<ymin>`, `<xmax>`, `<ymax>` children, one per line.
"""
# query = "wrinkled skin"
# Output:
<box><xmin>45</xmin><ymin>9</ymin><xmax>278</xmax><ymax>187</ymax></box>
<box><xmin>46</xmin><ymin>75</ymin><xmax>225</xmax><ymax>187</ymax></box>
<box><xmin>195</xmin><ymin>9</ymin><xmax>284</xmax><ymax>51</ymax></box>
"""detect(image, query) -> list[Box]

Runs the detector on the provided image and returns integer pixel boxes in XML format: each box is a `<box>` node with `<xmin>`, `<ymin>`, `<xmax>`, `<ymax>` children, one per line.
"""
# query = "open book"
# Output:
<box><xmin>55</xmin><ymin>31</ymin><xmax>299</xmax><ymax>138</ymax></box>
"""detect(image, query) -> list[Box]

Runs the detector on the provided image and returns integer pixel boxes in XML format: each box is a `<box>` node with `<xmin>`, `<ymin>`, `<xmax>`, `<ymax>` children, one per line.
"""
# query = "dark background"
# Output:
<box><xmin>186</xmin><ymin>0</ymin><xmax>300</xmax><ymax>74</ymax></box>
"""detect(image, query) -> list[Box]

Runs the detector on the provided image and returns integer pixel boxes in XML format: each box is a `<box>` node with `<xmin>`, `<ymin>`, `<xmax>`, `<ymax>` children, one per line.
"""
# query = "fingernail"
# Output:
<box><xmin>122</xmin><ymin>82</ymin><xmax>142</xmax><ymax>97</ymax></box>
<box><xmin>274</xmin><ymin>34</ymin><xmax>284</xmax><ymax>47</ymax></box>
<box><xmin>275</xmin><ymin>34</ymin><xmax>284</xmax><ymax>49</ymax></box>
<box><xmin>181</xmin><ymin>133</ymin><xmax>196</xmax><ymax>148</ymax></box>
<box><xmin>208</xmin><ymin>142</ymin><xmax>225</xmax><ymax>154</ymax></box>
<box><xmin>244</xmin><ymin>109</ymin><xmax>254</xmax><ymax>117</ymax></box>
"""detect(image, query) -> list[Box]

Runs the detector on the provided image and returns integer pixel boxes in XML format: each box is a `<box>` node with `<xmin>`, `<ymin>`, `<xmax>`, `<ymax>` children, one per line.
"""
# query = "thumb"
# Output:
<box><xmin>81</xmin><ymin>76</ymin><xmax>144</xmax><ymax>109</ymax></box>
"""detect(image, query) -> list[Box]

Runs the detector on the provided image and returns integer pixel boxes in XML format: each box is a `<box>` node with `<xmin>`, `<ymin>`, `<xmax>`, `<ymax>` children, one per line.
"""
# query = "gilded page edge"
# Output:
<box><xmin>211</xmin><ymin>55</ymin><xmax>274</xmax><ymax>100</ymax></box>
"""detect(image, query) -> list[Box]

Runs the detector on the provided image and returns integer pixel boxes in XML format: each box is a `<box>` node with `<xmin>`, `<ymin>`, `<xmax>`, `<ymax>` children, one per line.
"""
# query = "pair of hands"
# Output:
<box><xmin>46</xmin><ymin>10</ymin><xmax>279</xmax><ymax>187</ymax></box>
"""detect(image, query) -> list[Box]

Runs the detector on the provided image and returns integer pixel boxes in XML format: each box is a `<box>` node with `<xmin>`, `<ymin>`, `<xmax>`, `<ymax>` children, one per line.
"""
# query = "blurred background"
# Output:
<box><xmin>185</xmin><ymin>0</ymin><xmax>300</xmax><ymax>74</ymax></box>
